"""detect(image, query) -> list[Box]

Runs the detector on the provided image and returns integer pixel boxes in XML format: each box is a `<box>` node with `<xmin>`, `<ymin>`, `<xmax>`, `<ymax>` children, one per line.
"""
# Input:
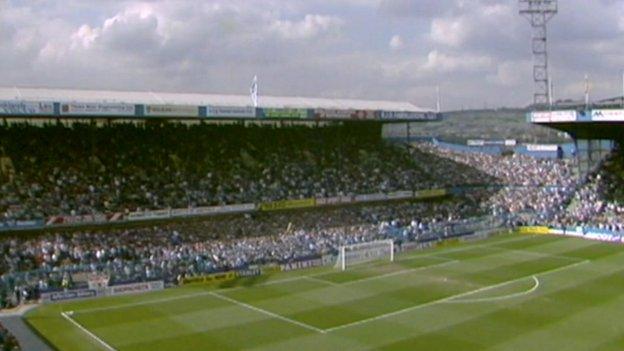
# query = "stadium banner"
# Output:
<box><xmin>526</xmin><ymin>144</ymin><xmax>559</xmax><ymax>152</ymax></box>
<box><xmin>46</xmin><ymin>214</ymin><xmax>108</xmax><ymax>226</ymax></box>
<box><xmin>60</xmin><ymin>102</ymin><xmax>135</xmax><ymax>116</ymax></box>
<box><xmin>591</xmin><ymin>109</ymin><xmax>624</xmax><ymax>122</ymax></box>
<box><xmin>350</xmin><ymin>110</ymin><xmax>377</xmax><ymax>120</ymax></box>
<box><xmin>206</xmin><ymin>105</ymin><xmax>256</xmax><ymax>118</ymax></box>
<box><xmin>262</xmin><ymin>108</ymin><xmax>309</xmax><ymax>119</ymax></box>
<box><xmin>315</xmin><ymin>195</ymin><xmax>354</xmax><ymax>206</ymax></box>
<box><xmin>354</xmin><ymin>193</ymin><xmax>387</xmax><ymax>203</ymax></box>
<box><xmin>467</xmin><ymin>140</ymin><xmax>485</xmax><ymax>146</ymax></box>
<box><xmin>107</xmin><ymin>281</ymin><xmax>164</xmax><ymax>296</ymax></box>
<box><xmin>386</xmin><ymin>191</ymin><xmax>414</xmax><ymax>200</ymax></box>
<box><xmin>182</xmin><ymin>271</ymin><xmax>237</xmax><ymax>285</ymax></box>
<box><xmin>517</xmin><ymin>226</ymin><xmax>550</xmax><ymax>235</ymax></box>
<box><xmin>41</xmin><ymin>289</ymin><xmax>98</xmax><ymax>303</ymax></box>
<box><xmin>170</xmin><ymin>208</ymin><xmax>191</xmax><ymax>217</ymax></box>
<box><xmin>280</xmin><ymin>258</ymin><xmax>324</xmax><ymax>271</ymax></box>
<box><xmin>314</xmin><ymin>109</ymin><xmax>354</xmax><ymax>119</ymax></box>
<box><xmin>530</xmin><ymin>110</ymin><xmax>577</xmax><ymax>123</ymax></box>
<box><xmin>127</xmin><ymin>209</ymin><xmax>172</xmax><ymax>221</ymax></box>
<box><xmin>550</xmin><ymin>227</ymin><xmax>624</xmax><ymax>243</ymax></box>
<box><xmin>144</xmin><ymin>104</ymin><xmax>199</xmax><ymax>117</ymax></box>
<box><xmin>190</xmin><ymin>203</ymin><xmax>256</xmax><ymax>215</ymax></box>
<box><xmin>258</xmin><ymin>198</ymin><xmax>316</xmax><ymax>211</ymax></box>
<box><xmin>413</xmin><ymin>189</ymin><xmax>447</xmax><ymax>199</ymax></box>
<box><xmin>380</xmin><ymin>111</ymin><xmax>433</xmax><ymax>120</ymax></box>
<box><xmin>0</xmin><ymin>219</ymin><xmax>45</xmax><ymax>231</ymax></box>
<box><xmin>469</xmin><ymin>140</ymin><xmax>516</xmax><ymax>147</ymax></box>
<box><xmin>236</xmin><ymin>267</ymin><xmax>262</xmax><ymax>277</ymax></box>
<box><xmin>0</xmin><ymin>101</ymin><xmax>54</xmax><ymax>115</ymax></box>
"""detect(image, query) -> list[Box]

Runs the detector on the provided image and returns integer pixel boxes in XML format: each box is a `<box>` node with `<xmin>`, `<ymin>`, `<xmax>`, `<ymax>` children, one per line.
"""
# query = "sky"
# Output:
<box><xmin>1</xmin><ymin>0</ymin><xmax>623</xmax><ymax>110</ymax></box>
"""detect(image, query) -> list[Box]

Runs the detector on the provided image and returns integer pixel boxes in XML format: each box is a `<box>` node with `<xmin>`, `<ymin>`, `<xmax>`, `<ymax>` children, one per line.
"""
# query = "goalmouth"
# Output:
<box><xmin>335</xmin><ymin>239</ymin><xmax>394</xmax><ymax>271</ymax></box>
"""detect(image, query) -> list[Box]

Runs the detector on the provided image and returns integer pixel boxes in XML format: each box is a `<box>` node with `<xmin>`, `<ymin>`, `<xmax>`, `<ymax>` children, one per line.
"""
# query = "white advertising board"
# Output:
<box><xmin>531</xmin><ymin>110</ymin><xmax>576</xmax><ymax>123</ymax></box>
<box><xmin>61</xmin><ymin>102</ymin><xmax>135</xmax><ymax>116</ymax></box>
<box><xmin>207</xmin><ymin>105</ymin><xmax>256</xmax><ymax>118</ymax></box>
<box><xmin>591</xmin><ymin>109</ymin><xmax>624</xmax><ymax>122</ymax></box>
<box><xmin>145</xmin><ymin>104</ymin><xmax>199</xmax><ymax>117</ymax></box>
<box><xmin>526</xmin><ymin>144</ymin><xmax>559</xmax><ymax>152</ymax></box>
<box><xmin>0</xmin><ymin>101</ymin><xmax>53</xmax><ymax>115</ymax></box>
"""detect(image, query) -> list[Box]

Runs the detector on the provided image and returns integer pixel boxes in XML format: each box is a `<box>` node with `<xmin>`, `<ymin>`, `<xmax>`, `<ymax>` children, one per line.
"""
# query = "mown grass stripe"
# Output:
<box><xmin>61</xmin><ymin>312</ymin><xmax>117</xmax><ymax>351</ymax></box>
<box><xmin>323</xmin><ymin>260</ymin><xmax>589</xmax><ymax>333</ymax></box>
<box><xmin>207</xmin><ymin>291</ymin><xmax>326</xmax><ymax>333</ymax></box>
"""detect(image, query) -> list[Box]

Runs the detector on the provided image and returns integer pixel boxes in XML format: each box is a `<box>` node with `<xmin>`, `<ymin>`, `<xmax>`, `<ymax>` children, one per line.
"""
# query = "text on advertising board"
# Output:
<box><xmin>591</xmin><ymin>109</ymin><xmax>624</xmax><ymax>121</ymax></box>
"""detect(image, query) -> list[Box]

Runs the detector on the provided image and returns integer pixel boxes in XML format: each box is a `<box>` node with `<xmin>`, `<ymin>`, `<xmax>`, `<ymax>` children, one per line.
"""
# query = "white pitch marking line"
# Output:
<box><xmin>78</xmin><ymin>259</ymin><xmax>457</xmax><ymax>314</ymax></box>
<box><xmin>323</xmin><ymin>259</ymin><xmax>589</xmax><ymax>333</ymax></box>
<box><xmin>61</xmin><ymin>311</ymin><xmax>117</xmax><ymax>351</ymax></box>
<box><xmin>303</xmin><ymin>276</ymin><xmax>340</xmax><ymax>286</ymax></box>
<box><xmin>74</xmin><ymin>236</ymin><xmax>543</xmax><ymax>314</ymax></box>
<box><xmin>76</xmin><ymin>291</ymin><xmax>215</xmax><ymax>314</ymax></box>
<box><xmin>207</xmin><ymin>291</ymin><xmax>326</xmax><ymax>334</ymax></box>
<box><xmin>445</xmin><ymin>276</ymin><xmax>540</xmax><ymax>304</ymax></box>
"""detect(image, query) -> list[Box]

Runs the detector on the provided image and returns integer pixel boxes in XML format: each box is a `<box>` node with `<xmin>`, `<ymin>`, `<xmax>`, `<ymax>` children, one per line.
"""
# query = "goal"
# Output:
<box><xmin>335</xmin><ymin>239</ymin><xmax>394</xmax><ymax>270</ymax></box>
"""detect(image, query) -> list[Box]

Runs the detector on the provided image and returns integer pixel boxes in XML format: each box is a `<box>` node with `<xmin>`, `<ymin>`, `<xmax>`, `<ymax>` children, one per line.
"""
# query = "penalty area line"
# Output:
<box><xmin>323</xmin><ymin>259</ymin><xmax>589</xmax><ymax>333</ymax></box>
<box><xmin>208</xmin><ymin>291</ymin><xmax>326</xmax><ymax>334</ymax></box>
<box><xmin>61</xmin><ymin>311</ymin><xmax>117</xmax><ymax>351</ymax></box>
<box><xmin>445</xmin><ymin>276</ymin><xmax>540</xmax><ymax>304</ymax></box>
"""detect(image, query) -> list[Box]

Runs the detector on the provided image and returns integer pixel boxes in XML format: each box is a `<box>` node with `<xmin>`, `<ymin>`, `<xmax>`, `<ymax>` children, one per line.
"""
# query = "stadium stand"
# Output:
<box><xmin>414</xmin><ymin>142</ymin><xmax>577</xmax><ymax>222</ymax></box>
<box><xmin>555</xmin><ymin>147</ymin><xmax>624</xmax><ymax>231</ymax></box>
<box><xmin>0</xmin><ymin>197</ymin><xmax>492</xmax><ymax>305</ymax></box>
<box><xmin>0</xmin><ymin>122</ymin><xmax>491</xmax><ymax>222</ymax></box>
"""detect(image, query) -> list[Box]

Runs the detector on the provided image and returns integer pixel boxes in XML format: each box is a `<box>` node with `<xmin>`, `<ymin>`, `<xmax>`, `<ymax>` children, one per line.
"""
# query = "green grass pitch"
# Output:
<box><xmin>24</xmin><ymin>233</ymin><xmax>624</xmax><ymax>350</ymax></box>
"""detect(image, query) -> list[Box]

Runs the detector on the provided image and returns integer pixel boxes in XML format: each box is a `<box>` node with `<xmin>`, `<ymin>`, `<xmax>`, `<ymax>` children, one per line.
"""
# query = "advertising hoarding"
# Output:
<box><xmin>259</xmin><ymin>198</ymin><xmax>316</xmax><ymax>211</ymax></box>
<box><xmin>0</xmin><ymin>101</ymin><xmax>54</xmax><ymax>115</ymax></box>
<box><xmin>60</xmin><ymin>102</ymin><xmax>135</xmax><ymax>116</ymax></box>
<box><xmin>263</xmin><ymin>108</ymin><xmax>308</xmax><ymax>119</ymax></box>
<box><xmin>350</xmin><ymin>110</ymin><xmax>377</xmax><ymax>120</ymax></box>
<box><xmin>207</xmin><ymin>105</ymin><xmax>256</xmax><ymax>118</ymax></box>
<box><xmin>380</xmin><ymin>111</ymin><xmax>433</xmax><ymax>120</ymax></box>
<box><xmin>591</xmin><ymin>109</ymin><xmax>624</xmax><ymax>122</ymax></box>
<box><xmin>526</xmin><ymin>144</ymin><xmax>559</xmax><ymax>152</ymax></box>
<box><xmin>531</xmin><ymin>110</ymin><xmax>576</xmax><ymax>123</ymax></box>
<box><xmin>108</xmin><ymin>281</ymin><xmax>164</xmax><ymax>296</ymax></box>
<box><xmin>145</xmin><ymin>104</ymin><xmax>199</xmax><ymax>117</ymax></box>
<box><xmin>314</xmin><ymin>109</ymin><xmax>354</xmax><ymax>119</ymax></box>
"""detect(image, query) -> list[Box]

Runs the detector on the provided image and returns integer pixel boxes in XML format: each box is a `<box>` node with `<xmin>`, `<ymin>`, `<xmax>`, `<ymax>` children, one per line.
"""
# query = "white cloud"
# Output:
<box><xmin>430</xmin><ymin>17</ymin><xmax>469</xmax><ymax>47</ymax></box>
<box><xmin>389</xmin><ymin>34</ymin><xmax>404</xmax><ymax>50</ymax></box>
<box><xmin>421</xmin><ymin>50</ymin><xmax>493</xmax><ymax>73</ymax></box>
<box><xmin>270</xmin><ymin>14</ymin><xmax>343</xmax><ymax>40</ymax></box>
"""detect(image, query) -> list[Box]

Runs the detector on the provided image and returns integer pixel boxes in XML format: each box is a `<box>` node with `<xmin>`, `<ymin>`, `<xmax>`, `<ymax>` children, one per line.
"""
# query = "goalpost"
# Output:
<box><xmin>335</xmin><ymin>239</ymin><xmax>394</xmax><ymax>271</ymax></box>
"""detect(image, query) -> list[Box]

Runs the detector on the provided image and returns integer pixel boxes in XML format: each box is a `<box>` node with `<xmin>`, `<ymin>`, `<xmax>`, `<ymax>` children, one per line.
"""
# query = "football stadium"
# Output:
<box><xmin>1</xmin><ymin>0</ymin><xmax>624</xmax><ymax>350</ymax></box>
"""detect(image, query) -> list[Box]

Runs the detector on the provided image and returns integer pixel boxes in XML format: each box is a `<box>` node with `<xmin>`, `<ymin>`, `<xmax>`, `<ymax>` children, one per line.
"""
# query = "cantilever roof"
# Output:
<box><xmin>0</xmin><ymin>87</ymin><xmax>431</xmax><ymax>112</ymax></box>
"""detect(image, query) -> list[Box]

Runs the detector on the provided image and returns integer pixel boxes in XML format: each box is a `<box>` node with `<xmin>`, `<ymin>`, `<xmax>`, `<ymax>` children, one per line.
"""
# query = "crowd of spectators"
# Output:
<box><xmin>0</xmin><ymin>197</ymin><xmax>490</xmax><ymax>305</ymax></box>
<box><xmin>553</xmin><ymin>149</ymin><xmax>624</xmax><ymax>231</ymax></box>
<box><xmin>3</xmin><ymin>120</ymin><xmax>623</xmax><ymax>310</ymax></box>
<box><xmin>0</xmin><ymin>122</ymin><xmax>491</xmax><ymax>222</ymax></box>
<box><xmin>414</xmin><ymin>142</ymin><xmax>578</xmax><ymax>222</ymax></box>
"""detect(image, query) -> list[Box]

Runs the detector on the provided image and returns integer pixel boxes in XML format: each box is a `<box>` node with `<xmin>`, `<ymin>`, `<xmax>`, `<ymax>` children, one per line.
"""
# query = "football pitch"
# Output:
<box><xmin>25</xmin><ymin>233</ymin><xmax>624</xmax><ymax>350</ymax></box>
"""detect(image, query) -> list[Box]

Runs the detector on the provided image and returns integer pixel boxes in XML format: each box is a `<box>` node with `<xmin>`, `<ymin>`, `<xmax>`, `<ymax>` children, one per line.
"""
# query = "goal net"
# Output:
<box><xmin>335</xmin><ymin>239</ymin><xmax>394</xmax><ymax>271</ymax></box>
